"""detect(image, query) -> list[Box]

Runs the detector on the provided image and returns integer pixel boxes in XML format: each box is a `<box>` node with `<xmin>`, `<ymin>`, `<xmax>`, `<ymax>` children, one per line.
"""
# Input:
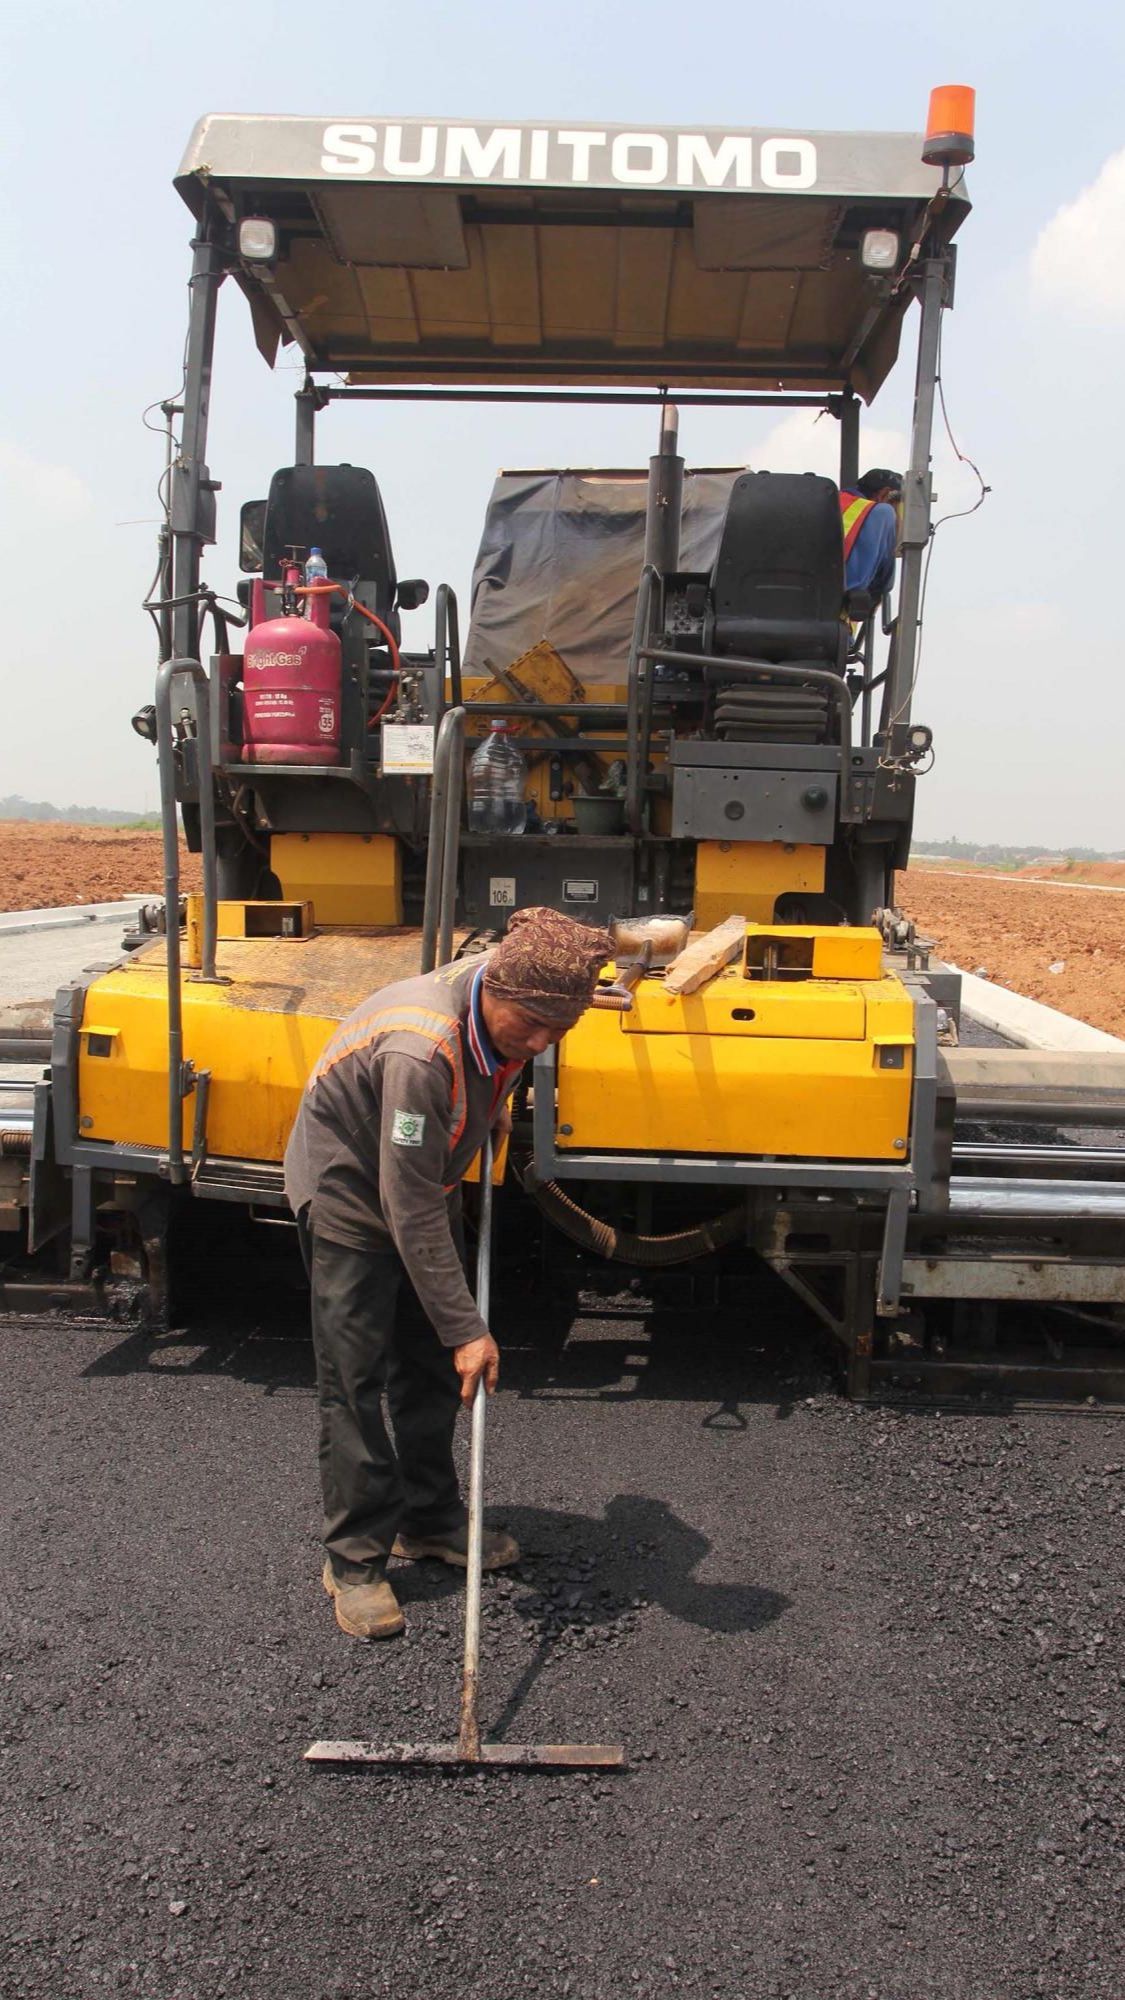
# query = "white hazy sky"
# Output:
<box><xmin>1</xmin><ymin>0</ymin><xmax>1123</xmax><ymax>846</ymax></box>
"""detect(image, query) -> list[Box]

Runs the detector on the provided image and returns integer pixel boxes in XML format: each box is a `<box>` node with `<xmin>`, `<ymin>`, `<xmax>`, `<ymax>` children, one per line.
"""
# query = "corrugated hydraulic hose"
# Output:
<box><xmin>531</xmin><ymin>1176</ymin><xmax>744</xmax><ymax>1267</ymax></box>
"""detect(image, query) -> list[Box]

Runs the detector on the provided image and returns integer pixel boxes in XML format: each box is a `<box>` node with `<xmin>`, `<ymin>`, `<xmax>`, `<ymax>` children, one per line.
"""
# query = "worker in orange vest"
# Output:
<box><xmin>840</xmin><ymin>468</ymin><xmax>902</xmax><ymax>599</ymax></box>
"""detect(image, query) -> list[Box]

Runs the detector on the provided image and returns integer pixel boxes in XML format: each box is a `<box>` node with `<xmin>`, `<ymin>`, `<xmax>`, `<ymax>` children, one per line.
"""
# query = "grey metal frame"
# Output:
<box><xmin>882</xmin><ymin>255</ymin><xmax>947</xmax><ymax>730</ymax></box>
<box><xmin>154</xmin><ymin>655</ymin><xmax>224</xmax><ymax>1185</ymax></box>
<box><xmin>531</xmin><ymin>1039</ymin><xmax>926</xmax><ymax>1197</ymax></box>
<box><xmin>420</xmin><ymin>705</ymin><xmax>466</xmax><ymax>973</ymax></box>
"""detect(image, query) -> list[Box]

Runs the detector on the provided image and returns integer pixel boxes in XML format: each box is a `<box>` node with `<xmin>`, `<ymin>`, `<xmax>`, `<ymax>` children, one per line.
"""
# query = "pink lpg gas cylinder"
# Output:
<box><xmin>241</xmin><ymin>587</ymin><xmax>342</xmax><ymax>766</ymax></box>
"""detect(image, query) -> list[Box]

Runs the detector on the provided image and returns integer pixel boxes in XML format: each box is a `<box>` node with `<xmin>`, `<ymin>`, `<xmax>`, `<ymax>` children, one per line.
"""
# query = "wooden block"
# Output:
<box><xmin>662</xmin><ymin>914</ymin><xmax>747</xmax><ymax>998</ymax></box>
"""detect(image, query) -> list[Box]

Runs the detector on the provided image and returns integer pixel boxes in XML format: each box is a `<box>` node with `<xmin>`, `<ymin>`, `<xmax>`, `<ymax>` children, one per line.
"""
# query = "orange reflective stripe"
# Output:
<box><xmin>308</xmin><ymin>995</ymin><xmax>472</xmax><ymax>1158</ymax></box>
<box><xmin>310</xmin><ymin>1004</ymin><xmax>461</xmax><ymax>1084</ymax></box>
<box><xmin>839</xmin><ymin>493</ymin><xmax>876</xmax><ymax>560</ymax></box>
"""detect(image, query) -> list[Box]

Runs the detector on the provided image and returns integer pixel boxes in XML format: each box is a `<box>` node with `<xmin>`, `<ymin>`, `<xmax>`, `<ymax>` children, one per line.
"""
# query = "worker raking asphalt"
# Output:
<box><xmin>283</xmin><ymin>905</ymin><xmax>612</xmax><ymax>1645</ymax></box>
<box><xmin>3</xmin><ymin>1282</ymin><xmax>1125</xmax><ymax>2000</ymax></box>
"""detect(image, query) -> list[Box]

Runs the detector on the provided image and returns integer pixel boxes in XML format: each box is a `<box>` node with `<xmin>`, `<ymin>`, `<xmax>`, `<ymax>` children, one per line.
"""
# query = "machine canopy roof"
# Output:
<box><xmin>176</xmin><ymin>115</ymin><xmax>968</xmax><ymax>400</ymax></box>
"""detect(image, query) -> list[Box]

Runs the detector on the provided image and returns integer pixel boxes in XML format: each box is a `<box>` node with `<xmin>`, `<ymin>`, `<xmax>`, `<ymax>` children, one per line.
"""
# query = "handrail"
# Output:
<box><xmin>434</xmin><ymin>583</ymin><xmax>463</xmax><ymax>713</ymax></box>
<box><xmin>154</xmin><ymin>655</ymin><xmax>221</xmax><ymax>1185</ymax></box>
<box><xmin>420</xmin><ymin>705</ymin><xmax>465</xmax><ymax>974</ymax></box>
<box><xmin>625</xmin><ymin>566</ymin><xmax>659</xmax><ymax>836</ymax></box>
<box><xmin>639</xmin><ymin>644</ymin><xmax>854</xmax><ymax>772</ymax></box>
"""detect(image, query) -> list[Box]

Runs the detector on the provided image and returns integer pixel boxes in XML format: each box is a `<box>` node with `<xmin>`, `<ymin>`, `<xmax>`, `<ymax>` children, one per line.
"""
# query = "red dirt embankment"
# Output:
<box><xmin>0</xmin><ymin>822</ymin><xmax>201</xmax><ymax>910</ymax></box>
<box><xmin>1</xmin><ymin>825</ymin><xmax>1121</xmax><ymax>1038</ymax></box>
<box><xmin>898</xmin><ymin>866</ymin><xmax>1125</xmax><ymax>1038</ymax></box>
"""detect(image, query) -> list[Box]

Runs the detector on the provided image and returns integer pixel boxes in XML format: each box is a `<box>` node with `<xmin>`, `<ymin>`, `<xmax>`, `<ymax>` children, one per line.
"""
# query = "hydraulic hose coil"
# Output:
<box><xmin>532</xmin><ymin>1177</ymin><xmax>744</xmax><ymax>1267</ymax></box>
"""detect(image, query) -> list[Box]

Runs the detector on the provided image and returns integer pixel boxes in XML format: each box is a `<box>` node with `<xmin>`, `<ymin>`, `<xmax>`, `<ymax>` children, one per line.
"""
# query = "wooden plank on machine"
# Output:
<box><xmin>662</xmin><ymin>915</ymin><xmax>747</xmax><ymax>998</ymax></box>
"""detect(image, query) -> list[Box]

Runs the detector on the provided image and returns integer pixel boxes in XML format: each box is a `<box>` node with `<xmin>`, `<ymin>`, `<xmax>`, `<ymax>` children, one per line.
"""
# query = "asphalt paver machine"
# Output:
<box><xmin>6</xmin><ymin>99</ymin><xmax>1125</xmax><ymax>1396</ymax></box>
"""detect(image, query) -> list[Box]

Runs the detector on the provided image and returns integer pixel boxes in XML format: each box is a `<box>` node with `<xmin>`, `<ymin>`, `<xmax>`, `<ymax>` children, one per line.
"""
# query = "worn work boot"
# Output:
<box><xmin>322</xmin><ymin>1561</ymin><xmax>405</xmax><ymax>1641</ymax></box>
<box><xmin>391</xmin><ymin>1524</ymin><xmax>520</xmax><ymax>1570</ymax></box>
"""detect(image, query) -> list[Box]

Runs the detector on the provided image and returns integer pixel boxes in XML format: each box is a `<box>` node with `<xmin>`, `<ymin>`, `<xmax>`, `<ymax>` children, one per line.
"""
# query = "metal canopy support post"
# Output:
<box><xmin>884</xmin><ymin>255</ymin><xmax>947</xmax><ymax>730</ymax></box>
<box><xmin>839</xmin><ymin>387</ymin><xmax>860</xmax><ymax>490</ymax></box>
<box><xmin>170</xmin><ymin>225</ymin><xmax>224</xmax><ymax>669</ymax></box>
<box><xmin>643</xmin><ymin>403</ymin><xmax>683</xmax><ymax>579</ymax></box>
<box><xmin>294</xmin><ymin>386</ymin><xmax>317</xmax><ymax>466</ymax></box>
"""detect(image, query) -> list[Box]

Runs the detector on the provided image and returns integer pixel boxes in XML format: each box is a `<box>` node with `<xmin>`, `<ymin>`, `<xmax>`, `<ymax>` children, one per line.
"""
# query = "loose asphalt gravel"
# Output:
<box><xmin>3</xmin><ymin>1247</ymin><xmax>1125</xmax><ymax>2000</ymax></box>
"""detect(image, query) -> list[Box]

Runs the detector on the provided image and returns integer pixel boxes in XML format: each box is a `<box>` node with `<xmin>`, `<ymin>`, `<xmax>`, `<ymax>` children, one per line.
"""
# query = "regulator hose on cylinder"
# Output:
<box><xmin>528</xmin><ymin>1174</ymin><xmax>745</xmax><ymax>1268</ymax></box>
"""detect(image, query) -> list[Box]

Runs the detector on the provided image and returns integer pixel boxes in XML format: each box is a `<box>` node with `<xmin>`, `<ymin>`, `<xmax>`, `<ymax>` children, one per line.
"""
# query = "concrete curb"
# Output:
<box><xmin>0</xmin><ymin>899</ymin><xmax>147</xmax><ymax>937</ymax></box>
<box><xmin>952</xmin><ymin>964</ymin><xmax>1125</xmax><ymax>1054</ymax></box>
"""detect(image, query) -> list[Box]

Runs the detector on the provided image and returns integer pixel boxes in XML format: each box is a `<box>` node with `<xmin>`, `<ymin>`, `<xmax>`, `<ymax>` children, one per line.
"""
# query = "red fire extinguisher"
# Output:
<box><xmin>241</xmin><ymin>562</ymin><xmax>342</xmax><ymax>766</ymax></box>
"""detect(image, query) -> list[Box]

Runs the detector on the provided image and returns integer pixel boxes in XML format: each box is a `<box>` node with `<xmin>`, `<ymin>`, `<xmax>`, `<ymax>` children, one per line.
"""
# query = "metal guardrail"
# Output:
<box><xmin>420</xmin><ymin>705</ymin><xmax>466</xmax><ymax>975</ymax></box>
<box><xmin>154</xmin><ymin>655</ymin><xmax>222</xmax><ymax>1185</ymax></box>
<box><xmin>434</xmin><ymin>582</ymin><xmax>463</xmax><ymax>713</ymax></box>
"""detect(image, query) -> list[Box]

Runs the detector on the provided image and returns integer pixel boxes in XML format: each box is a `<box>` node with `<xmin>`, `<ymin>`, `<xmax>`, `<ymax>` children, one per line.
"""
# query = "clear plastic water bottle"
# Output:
<box><xmin>304</xmin><ymin>547</ymin><xmax>329</xmax><ymax>614</ymax></box>
<box><xmin>468</xmin><ymin>721</ymin><xmax>528</xmax><ymax>835</ymax></box>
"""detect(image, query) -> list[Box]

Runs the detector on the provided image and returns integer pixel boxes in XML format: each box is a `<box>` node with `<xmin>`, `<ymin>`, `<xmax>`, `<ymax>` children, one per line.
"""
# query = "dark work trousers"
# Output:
<box><xmin>297</xmin><ymin>1209</ymin><xmax>464</xmax><ymax>1581</ymax></box>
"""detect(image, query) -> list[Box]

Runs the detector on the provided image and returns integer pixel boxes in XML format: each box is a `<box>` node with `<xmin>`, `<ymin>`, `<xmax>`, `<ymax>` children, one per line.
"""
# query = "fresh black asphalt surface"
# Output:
<box><xmin>3</xmin><ymin>1251</ymin><xmax>1125</xmax><ymax>2000</ymax></box>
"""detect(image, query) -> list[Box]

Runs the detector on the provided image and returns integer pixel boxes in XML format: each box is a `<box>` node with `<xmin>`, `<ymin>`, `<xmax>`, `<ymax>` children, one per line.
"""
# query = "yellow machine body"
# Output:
<box><xmin>693</xmin><ymin>841</ymin><xmax>826</xmax><ymax>927</ymax></box>
<box><xmin>77</xmin><ymin>910</ymin><xmax>913</xmax><ymax>1172</ymax></box>
<box><xmin>77</xmin><ymin>926</ymin><xmax>507</xmax><ymax>1182</ymax></box>
<box><xmin>557</xmin><ymin>926</ymin><xmax>914</xmax><ymax>1162</ymax></box>
<box><xmin>270</xmin><ymin>833</ymin><xmax>402</xmax><ymax>927</ymax></box>
<box><xmin>76</xmin><ymin>930</ymin><xmax>423</xmax><ymax>1161</ymax></box>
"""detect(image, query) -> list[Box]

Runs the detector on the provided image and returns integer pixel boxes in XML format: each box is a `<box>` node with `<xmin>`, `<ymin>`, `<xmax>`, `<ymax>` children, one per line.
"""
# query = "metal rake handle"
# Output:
<box><xmin>457</xmin><ymin>1131</ymin><xmax>494</xmax><ymax>1760</ymax></box>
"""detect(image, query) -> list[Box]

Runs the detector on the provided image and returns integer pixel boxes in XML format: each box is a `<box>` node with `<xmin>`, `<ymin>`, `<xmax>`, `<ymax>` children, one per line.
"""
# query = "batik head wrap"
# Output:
<box><xmin>482</xmin><ymin>906</ymin><xmax>612</xmax><ymax>1024</ymax></box>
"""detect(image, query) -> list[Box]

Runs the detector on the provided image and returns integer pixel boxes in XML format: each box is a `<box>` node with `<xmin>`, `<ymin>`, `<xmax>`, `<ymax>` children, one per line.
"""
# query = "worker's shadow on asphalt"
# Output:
<box><xmin>393</xmin><ymin>1491</ymin><xmax>789</xmax><ymax>1740</ymax></box>
<box><xmin>515</xmin><ymin>1492</ymin><xmax>785</xmax><ymax>1738</ymax></box>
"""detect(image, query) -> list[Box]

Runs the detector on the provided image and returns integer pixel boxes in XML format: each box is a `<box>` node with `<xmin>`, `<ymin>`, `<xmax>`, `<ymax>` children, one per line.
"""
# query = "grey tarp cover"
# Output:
<box><xmin>464</xmin><ymin>469</ymin><xmax>741</xmax><ymax>687</ymax></box>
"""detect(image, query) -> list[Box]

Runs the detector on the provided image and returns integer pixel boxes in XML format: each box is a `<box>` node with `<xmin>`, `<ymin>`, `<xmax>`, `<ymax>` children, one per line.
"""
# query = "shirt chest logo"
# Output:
<box><xmin>391</xmin><ymin>1109</ymin><xmax>426</xmax><ymax>1147</ymax></box>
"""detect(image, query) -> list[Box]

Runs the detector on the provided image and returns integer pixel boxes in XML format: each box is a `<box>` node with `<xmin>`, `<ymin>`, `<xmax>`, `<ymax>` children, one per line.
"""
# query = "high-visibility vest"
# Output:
<box><xmin>839</xmin><ymin>491</ymin><xmax>877</xmax><ymax>559</ymax></box>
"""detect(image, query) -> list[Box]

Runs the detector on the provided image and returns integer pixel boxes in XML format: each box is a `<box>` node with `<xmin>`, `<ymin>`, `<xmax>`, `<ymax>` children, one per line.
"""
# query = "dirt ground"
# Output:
<box><xmin>898</xmin><ymin>864</ymin><xmax>1125</xmax><ymax>1038</ymax></box>
<box><xmin>0</xmin><ymin>822</ymin><xmax>201</xmax><ymax>909</ymax></box>
<box><xmin>2</xmin><ymin>823</ymin><xmax>1123</xmax><ymax>1036</ymax></box>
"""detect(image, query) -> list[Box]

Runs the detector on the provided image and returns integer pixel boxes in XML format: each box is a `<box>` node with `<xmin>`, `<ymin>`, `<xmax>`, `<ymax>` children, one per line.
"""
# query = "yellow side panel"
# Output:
<box><xmin>271</xmin><ymin>833</ymin><xmax>402</xmax><ymax>927</ymax></box>
<box><xmin>558</xmin><ymin>973</ymin><xmax>914</xmax><ymax>1162</ymax></box>
<box><xmin>620</xmin><ymin>964</ymin><xmax>869</xmax><ymax>1041</ymax></box>
<box><xmin>695</xmin><ymin>843</ymin><xmax>826</xmax><ymax>927</ymax></box>
<box><xmin>76</xmin><ymin>928</ymin><xmax>427</xmax><ymax>1160</ymax></box>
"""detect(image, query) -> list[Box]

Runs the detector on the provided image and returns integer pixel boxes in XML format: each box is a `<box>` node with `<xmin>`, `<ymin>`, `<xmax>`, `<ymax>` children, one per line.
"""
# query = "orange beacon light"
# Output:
<box><xmin>922</xmin><ymin>85</ymin><xmax>976</xmax><ymax>169</ymax></box>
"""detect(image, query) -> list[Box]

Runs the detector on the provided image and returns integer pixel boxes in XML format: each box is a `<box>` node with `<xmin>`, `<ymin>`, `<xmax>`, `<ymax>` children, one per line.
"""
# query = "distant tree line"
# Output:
<box><xmin>0</xmin><ymin>795</ymin><xmax>146</xmax><ymax>827</ymax></box>
<box><xmin>916</xmin><ymin>837</ymin><xmax>1125</xmax><ymax>868</ymax></box>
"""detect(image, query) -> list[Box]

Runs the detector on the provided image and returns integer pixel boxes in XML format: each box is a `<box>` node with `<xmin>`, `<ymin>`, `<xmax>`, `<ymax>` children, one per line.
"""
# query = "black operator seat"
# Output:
<box><xmin>261</xmin><ymin>463</ymin><xmax>401</xmax><ymax>640</ymax></box>
<box><xmin>706</xmin><ymin>470</ymin><xmax>846</xmax><ymax>744</ymax></box>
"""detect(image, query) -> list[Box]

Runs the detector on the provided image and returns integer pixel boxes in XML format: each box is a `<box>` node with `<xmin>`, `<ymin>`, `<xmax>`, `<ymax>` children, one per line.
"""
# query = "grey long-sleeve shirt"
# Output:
<box><xmin>284</xmin><ymin>960</ymin><xmax>521</xmax><ymax>1347</ymax></box>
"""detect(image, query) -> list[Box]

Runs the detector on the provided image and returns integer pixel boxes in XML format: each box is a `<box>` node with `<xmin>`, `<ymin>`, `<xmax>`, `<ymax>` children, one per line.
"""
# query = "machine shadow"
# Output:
<box><xmin>82</xmin><ymin>1202</ymin><xmax>833</xmax><ymax>1421</ymax></box>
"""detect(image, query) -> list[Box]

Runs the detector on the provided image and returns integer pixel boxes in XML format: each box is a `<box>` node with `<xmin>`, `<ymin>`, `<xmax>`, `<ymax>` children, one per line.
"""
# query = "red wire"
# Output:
<box><xmin>295</xmin><ymin>580</ymin><xmax>402</xmax><ymax>727</ymax></box>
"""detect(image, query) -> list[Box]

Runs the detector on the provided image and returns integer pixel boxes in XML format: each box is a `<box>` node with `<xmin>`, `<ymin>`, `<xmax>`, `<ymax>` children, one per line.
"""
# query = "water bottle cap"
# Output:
<box><xmin>310</xmin><ymin>546</ymin><xmax>323</xmax><ymax>557</ymax></box>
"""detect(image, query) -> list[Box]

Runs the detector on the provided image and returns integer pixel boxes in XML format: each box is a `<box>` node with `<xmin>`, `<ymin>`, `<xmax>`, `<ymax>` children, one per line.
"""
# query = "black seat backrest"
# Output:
<box><xmin>711</xmin><ymin>471</ymin><xmax>843</xmax><ymax>665</ymax></box>
<box><xmin>261</xmin><ymin>464</ymin><xmax>398</xmax><ymax>628</ymax></box>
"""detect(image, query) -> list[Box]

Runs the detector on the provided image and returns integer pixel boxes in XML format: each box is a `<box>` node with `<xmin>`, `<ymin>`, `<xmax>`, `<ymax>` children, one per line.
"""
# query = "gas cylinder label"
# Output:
<box><xmin>563</xmin><ymin>879</ymin><xmax>598</xmax><ymax>903</ymax></box>
<box><xmin>381</xmin><ymin>724</ymin><xmax>435</xmax><ymax>774</ymax></box>
<box><xmin>489</xmin><ymin>878</ymin><xmax>516</xmax><ymax>908</ymax></box>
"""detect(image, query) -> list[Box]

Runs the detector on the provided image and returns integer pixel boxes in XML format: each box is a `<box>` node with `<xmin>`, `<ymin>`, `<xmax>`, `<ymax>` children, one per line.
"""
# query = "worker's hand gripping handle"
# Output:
<box><xmin>452</xmin><ymin>1132</ymin><xmax>501</xmax><ymax>1404</ymax></box>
